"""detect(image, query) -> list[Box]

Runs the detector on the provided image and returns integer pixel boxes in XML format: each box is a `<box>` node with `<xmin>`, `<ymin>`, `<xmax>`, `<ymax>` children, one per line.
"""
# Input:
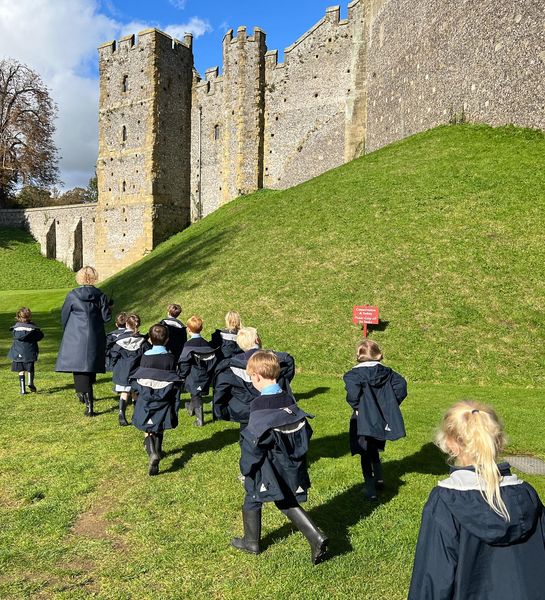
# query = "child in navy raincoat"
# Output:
<box><xmin>409</xmin><ymin>401</ymin><xmax>545</xmax><ymax>600</ymax></box>
<box><xmin>211</xmin><ymin>310</ymin><xmax>243</xmax><ymax>362</ymax></box>
<box><xmin>8</xmin><ymin>307</ymin><xmax>44</xmax><ymax>394</ymax></box>
<box><xmin>213</xmin><ymin>326</ymin><xmax>296</xmax><ymax>433</ymax></box>
<box><xmin>343</xmin><ymin>339</ymin><xmax>407</xmax><ymax>499</ymax></box>
<box><xmin>105</xmin><ymin>312</ymin><xmax>128</xmax><ymax>371</ymax></box>
<box><xmin>131</xmin><ymin>324</ymin><xmax>181</xmax><ymax>476</ymax></box>
<box><xmin>177</xmin><ymin>315</ymin><xmax>217</xmax><ymax>426</ymax></box>
<box><xmin>110</xmin><ymin>314</ymin><xmax>150</xmax><ymax>426</ymax></box>
<box><xmin>231</xmin><ymin>351</ymin><xmax>328</xmax><ymax>565</ymax></box>
<box><xmin>159</xmin><ymin>303</ymin><xmax>187</xmax><ymax>361</ymax></box>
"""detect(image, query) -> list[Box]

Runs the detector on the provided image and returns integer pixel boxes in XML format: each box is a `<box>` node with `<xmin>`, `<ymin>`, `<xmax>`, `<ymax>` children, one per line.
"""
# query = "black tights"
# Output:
<box><xmin>360</xmin><ymin>446</ymin><xmax>380</xmax><ymax>480</ymax></box>
<box><xmin>73</xmin><ymin>372</ymin><xmax>96</xmax><ymax>394</ymax></box>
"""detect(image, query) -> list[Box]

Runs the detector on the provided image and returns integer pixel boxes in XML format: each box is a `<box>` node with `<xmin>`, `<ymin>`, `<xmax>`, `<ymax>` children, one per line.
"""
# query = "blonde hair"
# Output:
<box><xmin>247</xmin><ymin>351</ymin><xmax>280</xmax><ymax>380</ymax></box>
<box><xmin>76</xmin><ymin>266</ymin><xmax>99</xmax><ymax>286</ymax></box>
<box><xmin>225</xmin><ymin>310</ymin><xmax>241</xmax><ymax>332</ymax></box>
<box><xmin>356</xmin><ymin>339</ymin><xmax>383</xmax><ymax>362</ymax></box>
<box><xmin>237</xmin><ymin>327</ymin><xmax>260</xmax><ymax>351</ymax></box>
<box><xmin>436</xmin><ymin>401</ymin><xmax>509</xmax><ymax>521</ymax></box>
<box><xmin>187</xmin><ymin>315</ymin><xmax>203</xmax><ymax>334</ymax></box>
<box><xmin>16</xmin><ymin>307</ymin><xmax>32</xmax><ymax>322</ymax></box>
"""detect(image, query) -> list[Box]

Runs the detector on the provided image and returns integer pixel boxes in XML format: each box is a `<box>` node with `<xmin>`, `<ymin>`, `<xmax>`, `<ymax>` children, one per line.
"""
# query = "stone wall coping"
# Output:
<box><xmin>0</xmin><ymin>203</ymin><xmax>97</xmax><ymax>214</ymax></box>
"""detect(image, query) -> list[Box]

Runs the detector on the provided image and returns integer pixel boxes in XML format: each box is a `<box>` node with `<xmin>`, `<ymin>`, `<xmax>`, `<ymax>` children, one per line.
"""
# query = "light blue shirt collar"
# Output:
<box><xmin>261</xmin><ymin>383</ymin><xmax>282</xmax><ymax>395</ymax></box>
<box><xmin>145</xmin><ymin>345</ymin><xmax>168</xmax><ymax>355</ymax></box>
<box><xmin>190</xmin><ymin>333</ymin><xmax>202</xmax><ymax>338</ymax></box>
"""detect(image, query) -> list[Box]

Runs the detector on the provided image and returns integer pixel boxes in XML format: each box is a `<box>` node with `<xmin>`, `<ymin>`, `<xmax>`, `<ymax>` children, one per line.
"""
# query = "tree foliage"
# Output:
<box><xmin>0</xmin><ymin>59</ymin><xmax>60</xmax><ymax>207</ymax></box>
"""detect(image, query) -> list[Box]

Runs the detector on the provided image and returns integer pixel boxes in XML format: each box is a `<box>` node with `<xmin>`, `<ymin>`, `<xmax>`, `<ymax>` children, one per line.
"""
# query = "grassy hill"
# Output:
<box><xmin>0</xmin><ymin>228</ymin><xmax>75</xmax><ymax>290</ymax></box>
<box><xmin>1</xmin><ymin>124</ymin><xmax>545</xmax><ymax>599</ymax></box>
<box><xmin>104</xmin><ymin>124</ymin><xmax>545</xmax><ymax>386</ymax></box>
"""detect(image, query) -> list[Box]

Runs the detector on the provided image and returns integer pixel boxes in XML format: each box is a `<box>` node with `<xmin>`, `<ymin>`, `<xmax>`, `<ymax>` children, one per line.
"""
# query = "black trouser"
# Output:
<box><xmin>73</xmin><ymin>372</ymin><xmax>96</xmax><ymax>394</ymax></box>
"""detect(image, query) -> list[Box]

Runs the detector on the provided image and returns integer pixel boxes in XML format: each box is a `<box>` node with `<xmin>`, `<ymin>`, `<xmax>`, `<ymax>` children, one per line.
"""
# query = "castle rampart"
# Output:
<box><xmin>2</xmin><ymin>0</ymin><xmax>543</xmax><ymax>278</ymax></box>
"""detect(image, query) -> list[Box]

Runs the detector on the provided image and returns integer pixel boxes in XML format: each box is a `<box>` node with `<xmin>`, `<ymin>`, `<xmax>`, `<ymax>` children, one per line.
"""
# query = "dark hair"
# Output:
<box><xmin>148</xmin><ymin>324</ymin><xmax>169</xmax><ymax>346</ymax></box>
<box><xmin>168</xmin><ymin>303</ymin><xmax>182</xmax><ymax>318</ymax></box>
<box><xmin>125</xmin><ymin>314</ymin><xmax>141</xmax><ymax>332</ymax></box>
<box><xmin>16</xmin><ymin>307</ymin><xmax>32</xmax><ymax>322</ymax></box>
<box><xmin>115</xmin><ymin>312</ymin><xmax>128</xmax><ymax>328</ymax></box>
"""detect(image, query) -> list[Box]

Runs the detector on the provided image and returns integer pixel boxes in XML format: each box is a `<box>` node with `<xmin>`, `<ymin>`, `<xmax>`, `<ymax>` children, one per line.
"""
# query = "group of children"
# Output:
<box><xmin>8</xmin><ymin>303</ymin><xmax>545</xmax><ymax>594</ymax></box>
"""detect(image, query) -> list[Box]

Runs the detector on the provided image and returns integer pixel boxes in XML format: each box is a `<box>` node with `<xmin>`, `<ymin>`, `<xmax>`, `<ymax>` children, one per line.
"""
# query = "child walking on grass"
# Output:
<box><xmin>131</xmin><ymin>324</ymin><xmax>180</xmax><ymax>476</ymax></box>
<box><xmin>211</xmin><ymin>310</ymin><xmax>242</xmax><ymax>361</ymax></box>
<box><xmin>177</xmin><ymin>316</ymin><xmax>217</xmax><ymax>426</ymax></box>
<box><xmin>8</xmin><ymin>307</ymin><xmax>44</xmax><ymax>395</ymax></box>
<box><xmin>408</xmin><ymin>401</ymin><xmax>545</xmax><ymax>600</ymax></box>
<box><xmin>105</xmin><ymin>312</ymin><xmax>128</xmax><ymax>371</ymax></box>
<box><xmin>110</xmin><ymin>314</ymin><xmax>150</xmax><ymax>426</ymax></box>
<box><xmin>231</xmin><ymin>351</ymin><xmax>328</xmax><ymax>565</ymax></box>
<box><xmin>160</xmin><ymin>303</ymin><xmax>187</xmax><ymax>361</ymax></box>
<box><xmin>343</xmin><ymin>339</ymin><xmax>407</xmax><ymax>500</ymax></box>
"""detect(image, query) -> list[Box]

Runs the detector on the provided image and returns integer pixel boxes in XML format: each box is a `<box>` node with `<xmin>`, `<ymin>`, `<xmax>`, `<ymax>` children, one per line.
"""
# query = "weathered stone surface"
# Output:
<box><xmin>0</xmin><ymin>205</ymin><xmax>96</xmax><ymax>271</ymax></box>
<box><xmin>1</xmin><ymin>0</ymin><xmax>543</xmax><ymax>278</ymax></box>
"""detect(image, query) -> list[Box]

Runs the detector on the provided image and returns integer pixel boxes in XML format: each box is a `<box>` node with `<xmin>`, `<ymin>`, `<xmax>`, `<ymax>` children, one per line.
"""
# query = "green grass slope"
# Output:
<box><xmin>0</xmin><ymin>228</ymin><xmax>75</xmax><ymax>290</ymax></box>
<box><xmin>106</xmin><ymin>124</ymin><xmax>545</xmax><ymax>386</ymax></box>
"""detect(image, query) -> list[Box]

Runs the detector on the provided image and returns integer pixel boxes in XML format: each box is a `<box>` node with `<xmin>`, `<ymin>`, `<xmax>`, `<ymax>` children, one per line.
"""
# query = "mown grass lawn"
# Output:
<box><xmin>1</xmin><ymin>124</ymin><xmax>545</xmax><ymax>598</ymax></box>
<box><xmin>1</xmin><ymin>287</ymin><xmax>544</xmax><ymax>600</ymax></box>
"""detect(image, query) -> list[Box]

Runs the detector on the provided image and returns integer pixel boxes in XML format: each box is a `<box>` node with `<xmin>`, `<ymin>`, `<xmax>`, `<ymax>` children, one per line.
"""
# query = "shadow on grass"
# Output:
<box><xmin>294</xmin><ymin>387</ymin><xmax>331</xmax><ymax>401</ymax></box>
<box><xmin>308</xmin><ymin>432</ymin><xmax>351</xmax><ymax>464</ymax></box>
<box><xmin>261</xmin><ymin>442</ymin><xmax>445</xmax><ymax>558</ymax></box>
<box><xmin>164</xmin><ymin>427</ymin><xmax>240</xmax><ymax>473</ymax></box>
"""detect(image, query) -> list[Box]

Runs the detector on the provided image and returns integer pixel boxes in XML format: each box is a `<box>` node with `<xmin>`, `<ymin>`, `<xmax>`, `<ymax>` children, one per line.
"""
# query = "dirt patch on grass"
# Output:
<box><xmin>71</xmin><ymin>494</ymin><xmax>128</xmax><ymax>550</ymax></box>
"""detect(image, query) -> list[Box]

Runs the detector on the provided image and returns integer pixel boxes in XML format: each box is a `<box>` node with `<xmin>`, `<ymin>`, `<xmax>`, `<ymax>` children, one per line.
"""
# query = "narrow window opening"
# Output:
<box><xmin>214</xmin><ymin>124</ymin><xmax>220</xmax><ymax>140</ymax></box>
<box><xmin>122</xmin><ymin>125</ymin><xmax>127</xmax><ymax>141</ymax></box>
<box><xmin>122</xmin><ymin>75</ymin><xmax>128</xmax><ymax>92</ymax></box>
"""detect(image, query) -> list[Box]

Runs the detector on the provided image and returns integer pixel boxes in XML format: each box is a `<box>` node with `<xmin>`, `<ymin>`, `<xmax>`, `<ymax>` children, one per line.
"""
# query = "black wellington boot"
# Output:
<box><xmin>281</xmin><ymin>507</ymin><xmax>328</xmax><ymax>565</ymax></box>
<box><xmin>231</xmin><ymin>509</ymin><xmax>261</xmax><ymax>555</ymax></box>
<box><xmin>373</xmin><ymin>460</ymin><xmax>384</xmax><ymax>490</ymax></box>
<box><xmin>77</xmin><ymin>393</ymin><xmax>86</xmax><ymax>404</ymax></box>
<box><xmin>185</xmin><ymin>401</ymin><xmax>195</xmax><ymax>416</ymax></box>
<box><xmin>27</xmin><ymin>368</ymin><xmax>37</xmax><ymax>393</ymax></box>
<box><xmin>83</xmin><ymin>392</ymin><xmax>95</xmax><ymax>417</ymax></box>
<box><xmin>118</xmin><ymin>397</ymin><xmax>129</xmax><ymax>426</ymax></box>
<box><xmin>144</xmin><ymin>435</ymin><xmax>161</xmax><ymax>476</ymax></box>
<box><xmin>192</xmin><ymin>396</ymin><xmax>204</xmax><ymax>427</ymax></box>
<box><xmin>157</xmin><ymin>432</ymin><xmax>165</xmax><ymax>458</ymax></box>
<box><xmin>19</xmin><ymin>374</ymin><xmax>26</xmax><ymax>395</ymax></box>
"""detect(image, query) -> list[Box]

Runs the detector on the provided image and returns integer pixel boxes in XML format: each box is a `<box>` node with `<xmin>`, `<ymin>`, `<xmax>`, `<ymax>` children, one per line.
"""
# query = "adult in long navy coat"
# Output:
<box><xmin>55</xmin><ymin>266</ymin><xmax>111</xmax><ymax>415</ymax></box>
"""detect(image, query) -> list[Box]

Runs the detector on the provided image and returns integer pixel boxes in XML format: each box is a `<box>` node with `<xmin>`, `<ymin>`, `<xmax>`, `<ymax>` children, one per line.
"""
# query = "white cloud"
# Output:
<box><xmin>0</xmin><ymin>0</ymin><xmax>212</xmax><ymax>191</ymax></box>
<box><xmin>121</xmin><ymin>16</ymin><xmax>212</xmax><ymax>41</ymax></box>
<box><xmin>169</xmin><ymin>0</ymin><xmax>187</xmax><ymax>9</ymax></box>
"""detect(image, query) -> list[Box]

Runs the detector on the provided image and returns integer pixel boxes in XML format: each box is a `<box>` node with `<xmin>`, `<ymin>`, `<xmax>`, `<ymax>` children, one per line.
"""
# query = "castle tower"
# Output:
<box><xmin>95</xmin><ymin>29</ymin><xmax>194</xmax><ymax>280</ymax></box>
<box><xmin>220</xmin><ymin>27</ymin><xmax>267</xmax><ymax>203</ymax></box>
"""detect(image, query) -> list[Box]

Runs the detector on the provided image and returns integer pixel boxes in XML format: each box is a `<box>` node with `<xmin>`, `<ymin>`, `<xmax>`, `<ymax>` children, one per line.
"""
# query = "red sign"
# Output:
<box><xmin>352</xmin><ymin>305</ymin><xmax>379</xmax><ymax>325</ymax></box>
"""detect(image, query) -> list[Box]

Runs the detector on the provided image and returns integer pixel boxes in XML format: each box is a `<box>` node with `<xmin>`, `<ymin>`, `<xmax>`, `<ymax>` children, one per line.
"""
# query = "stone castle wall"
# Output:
<box><xmin>365</xmin><ymin>0</ymin><xmax>545</xmax><ymax>152</ymax></box>
<box><xmin>2</xmin><ymin>0</ymin><xmax>543</xmax><ymax>277</ymax></box>
<box><xmin>0</xmin><ymin>204</ymin><xmax>96</xmax><ymax>271</ymax></box>
<box><xmin>95</xmin><ymin>29</ymin><xmax>193</xmax><ymax>279</ymax></box>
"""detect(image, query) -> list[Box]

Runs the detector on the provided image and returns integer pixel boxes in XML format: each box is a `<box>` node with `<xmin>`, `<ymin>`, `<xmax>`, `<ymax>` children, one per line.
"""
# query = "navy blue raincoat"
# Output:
<box><xmin>213</xmin><ymin>348</ymin><xmax>296</xmax><ymax>424</ymax></box>
<box><xmin>55</xmin><ymin>286</ymin><xmax>111</xmax><ymax>373</ymax></box>
<box><xmin>409</xmin><ymin>463</ymin><xmax>545</xmax><ymax>600</ymax></box>
<box><xmin>241</xmin><ymin>392</ymin><xmax>313</xmax><ymax>505</ymax></box>
<box><xmin>8</xmin><ymin>322</ymin><xmax>44</xmax><ymax>362</ymax></box>
<box><xmin>343</xmin><ymin>362</ymin><xmax>407</xmax><ymax>454</ymax></box>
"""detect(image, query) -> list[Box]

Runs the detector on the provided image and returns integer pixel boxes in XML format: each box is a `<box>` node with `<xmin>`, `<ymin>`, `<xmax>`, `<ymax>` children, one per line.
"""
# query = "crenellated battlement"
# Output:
<box><xmin>223</xmin><ymin>26</ymin><xmax>266</xmax><ymax>48</ymax></box>
<box><xmin>98</xmin><ymin>28</ymin><xmax>193</xmax><ymax>59</ymax></box>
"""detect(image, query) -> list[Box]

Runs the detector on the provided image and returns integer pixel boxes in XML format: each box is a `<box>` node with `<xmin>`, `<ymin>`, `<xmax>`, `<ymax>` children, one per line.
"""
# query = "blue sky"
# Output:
<box><xmin>104</xmin><ymin>0</ymin><xmax>348</xmax><ymax>76</ymax></box>
<box><xmin>0</xmin><ymin>0</ymin><xmax>348</xmax><ymax>190</ymax></box>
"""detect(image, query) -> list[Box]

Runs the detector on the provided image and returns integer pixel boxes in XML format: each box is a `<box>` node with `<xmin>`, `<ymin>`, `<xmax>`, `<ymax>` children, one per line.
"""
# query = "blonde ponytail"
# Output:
<box><xmin>436</xmin><ymin>401</ymin><xmax>509</xmax><ymax>521</ymax></box>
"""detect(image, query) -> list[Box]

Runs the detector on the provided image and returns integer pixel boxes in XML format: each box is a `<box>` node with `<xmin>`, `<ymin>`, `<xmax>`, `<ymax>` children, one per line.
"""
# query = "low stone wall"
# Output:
<box><xmin>0</xmin><ymin>204</ymin><xmax>97</xmax><ymax>271</ymax></box>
